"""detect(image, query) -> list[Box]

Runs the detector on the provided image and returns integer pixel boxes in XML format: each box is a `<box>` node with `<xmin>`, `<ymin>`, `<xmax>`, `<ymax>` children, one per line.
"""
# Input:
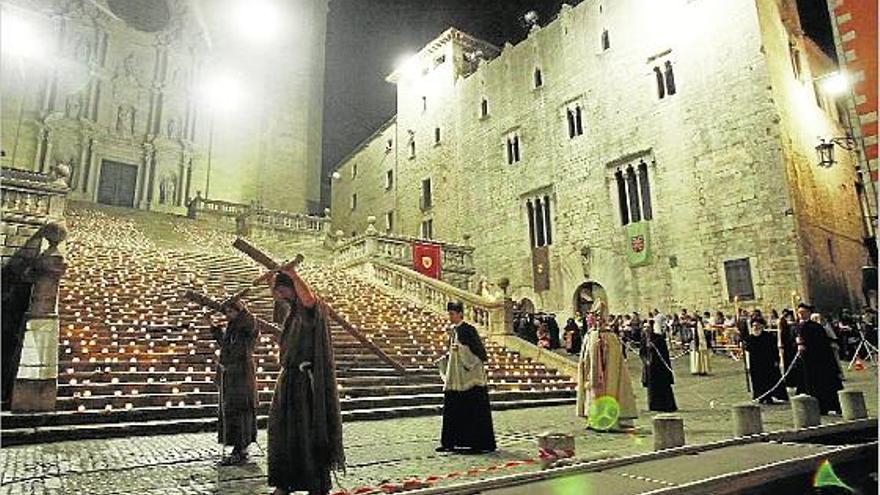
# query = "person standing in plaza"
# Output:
<box><xmin>742</xmin><ymin>315</ymin><xmax>788</xmax><ymax>404</ymax></box>
<box><xmin>777</xmin><ymin>309</ymin><xmax>801</xmax><ymax>390</ymax></box>
<box><xmin>795</xmin><ymin>303</ymin><xmax>843</xmax><ymax>415</ymax></box>
<box><xmin>689</xmin><ymin>313</ymin><xmax>711</xmax><ymax>376</ymax></box>
<box><xmin>266</xmin><ymin>268</ymin><xmax>345</xmax><ymax>495</ymax></box>
<box><xmin>577</xmin><ymin>324</ymin><xmax>637</xmax><ymax>431</ymax></box>
<box><xmin>640</xmin><ymin>321</ymin><xmax>677</xmax><ymax>412</ymax></box>
<box><xmin>204</xmin><ymin>299</ymin><xmax>258</xmax><ymax>465</ymax></box>
<box><xmin>436</xmin><ymin>301</ymin><xmax>496</xmax><ymax>454</ymax></box>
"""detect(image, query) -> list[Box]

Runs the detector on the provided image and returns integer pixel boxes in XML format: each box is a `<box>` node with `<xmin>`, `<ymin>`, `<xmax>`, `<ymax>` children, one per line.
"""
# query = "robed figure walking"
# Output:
<box><xmin>267</xmin><ymin>269</ymin><xmax>345</xmax><ymax>495</ymax></box>
<box><xmin>777</xmin><ymin>311</ymin><xmax>801</xmax><ymax>389</ymax></box>
<box><xmin>205</xmin><ymin>299</ymin><xmax>258</xmax><ymax>465</ymax></box>
<box><xmin>641</xmin><ymin>327</ymin><xmax>677</xmax><ymax>412</ymax></box>
<box><xmin>437</xmin><ymin>301</ymin><xmax>496</xmax><ymax>453</ymax></box>
<box><xmin>577</xmin><ymin>328</ymin><xmax>637</xmax><ymax>430</ymax></box>
<box><xmin>742</xmin><ymin>318</ymin><xmax>788</xmax><ymax>404</ymax></box>
<box><xmin>689</xmin><ymin>316</ymin><xmax>711</xmax><ymax>376</ymax></box>
<box><xmin>795</xmin><ymin>304</ymin><xmax>843</xmax><ymax>415</ymax></box>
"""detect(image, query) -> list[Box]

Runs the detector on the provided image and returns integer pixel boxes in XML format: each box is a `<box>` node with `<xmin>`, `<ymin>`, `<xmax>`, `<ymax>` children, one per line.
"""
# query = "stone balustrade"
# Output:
<box><xmin>189</xmin><ymin>197</ymin><xmax>330</xmax><ymax>235</ymax></box>
<box><xmin>348</xmin><ymin>258</ymin><xmax>510</xmax><ymax>337</ymax></box>
<box><xmin>334</xmin><ymin>226</ymin><xmax>475</xmax><ymax>290</ymax></box>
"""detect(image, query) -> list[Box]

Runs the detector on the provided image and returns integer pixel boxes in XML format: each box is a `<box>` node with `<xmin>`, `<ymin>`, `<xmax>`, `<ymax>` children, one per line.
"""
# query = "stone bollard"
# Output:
<box><xmin>838</xmin><ymin>390</ymin><xmax>868</xmax><ymax>420</ymax></box>
<box><xmin>653</xmin><ymin>414</ymin><xmax>685</xmax><ymax>451</ymax></box>
<box><xmin>791</xmin><ymin>394</ymin><xmax>821</xmax><ymax>428</ymax></box>
<box><xmin>732</xmin><ymin>402</ymin><xmax>763</xmax><ymax>437</ymax></box>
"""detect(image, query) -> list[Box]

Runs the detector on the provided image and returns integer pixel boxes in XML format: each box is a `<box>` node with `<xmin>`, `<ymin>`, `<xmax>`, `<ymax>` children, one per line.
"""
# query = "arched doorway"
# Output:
<box><xmin>573</xmin><ymin>282</ymin><xmax>607</xmax><ymax>316</ymax></box>
<box><xmin>517</xmin><ymin>298</ymin><xmax>536</xmax><ymax>315</ymax></box>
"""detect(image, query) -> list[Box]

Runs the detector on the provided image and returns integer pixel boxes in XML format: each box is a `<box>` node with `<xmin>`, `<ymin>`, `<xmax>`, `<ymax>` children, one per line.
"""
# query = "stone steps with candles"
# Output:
<box><xmin>1</xmin><ymin>204</ymin><xmax>573</xmax><ymax>444</ymax></box>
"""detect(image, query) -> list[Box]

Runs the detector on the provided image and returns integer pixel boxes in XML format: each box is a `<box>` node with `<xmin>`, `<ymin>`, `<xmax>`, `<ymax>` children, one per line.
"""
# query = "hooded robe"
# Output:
<box><xmin>211</xmin><ymin>307</ymin><xmax>258</xmax><ymax>450</ymax></box>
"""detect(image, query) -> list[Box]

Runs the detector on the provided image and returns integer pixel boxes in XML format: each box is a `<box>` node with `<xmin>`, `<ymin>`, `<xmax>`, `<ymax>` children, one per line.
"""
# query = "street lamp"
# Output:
<box><xmin>815</xmin><ymin>136</ymin><xmax>856</xmax><ymax>168</ymax></box>
<box><xmin>200</xmin><ymin>73</ymin><xmax>243</xmax><ymax>199</ymax></box>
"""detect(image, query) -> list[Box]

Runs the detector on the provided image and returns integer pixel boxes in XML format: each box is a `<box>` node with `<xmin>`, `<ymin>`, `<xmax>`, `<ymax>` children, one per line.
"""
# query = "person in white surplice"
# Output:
<box><xmin>576</xmin><ymin>323</ymin><xmax>637</xmax><ymax>431</ymax></box>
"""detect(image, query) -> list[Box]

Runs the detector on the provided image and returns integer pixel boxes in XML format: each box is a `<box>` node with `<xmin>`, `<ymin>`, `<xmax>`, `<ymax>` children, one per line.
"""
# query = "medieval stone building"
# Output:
<box><xmin>1</xmin><ymin>0</ymin><xmax>327</xmax><ymax>214</ymax></box>
<box><xmin>330</xmin><ymin>0</ymin><xmax>870</xmax><ymax>315</ymax></box>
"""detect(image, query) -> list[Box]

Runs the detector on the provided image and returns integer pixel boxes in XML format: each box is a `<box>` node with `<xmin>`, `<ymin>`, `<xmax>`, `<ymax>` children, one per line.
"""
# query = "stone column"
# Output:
<box><xmin>791</xmin><ymin>394</ymin><xmax>821</xmax><ymax>428</ymax></box>
<box><xmin>652</xmin><ymin>414</ymin><xmax>685</xmax><ymax>450</ymax></box>
<box><xmin>731</xmin><ymin>402</ymin><xmax>763</xmax><ymax>436</ymax></box>
<box><xmin>838</xmin><ymin>390</ymin><xmax>868</xmax><ymax>420</ymax></box>
<box><xmin>11</xmin><ymin>223</ymin><xmax>67</xmax><ymax>412</ymax></box>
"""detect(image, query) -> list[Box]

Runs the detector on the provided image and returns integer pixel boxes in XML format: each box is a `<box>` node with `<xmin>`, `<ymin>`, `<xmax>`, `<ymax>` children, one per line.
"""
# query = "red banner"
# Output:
<box><xmin>412</xmin><ymin>242</ymin><xmax>441</xmax><ymax>279</ymax></box>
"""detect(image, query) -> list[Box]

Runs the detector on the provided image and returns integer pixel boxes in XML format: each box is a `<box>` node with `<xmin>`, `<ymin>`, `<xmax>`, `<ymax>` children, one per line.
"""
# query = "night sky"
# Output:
<box><xmin>321</xmin><ymin>0</ymin><xmax>835</xmax><ymax>198</ymax></box>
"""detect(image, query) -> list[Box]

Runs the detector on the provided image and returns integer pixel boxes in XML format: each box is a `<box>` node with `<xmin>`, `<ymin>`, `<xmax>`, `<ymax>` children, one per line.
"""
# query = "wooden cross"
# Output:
<box><xmin>183</xmin><ymin>288</ymin><xmax>281</xmax><ymax>336</ymax></box>
<box><xmin>232</xmin><ymin>237</ymin><xmax>304</xmax><ymax>285</ymax></box>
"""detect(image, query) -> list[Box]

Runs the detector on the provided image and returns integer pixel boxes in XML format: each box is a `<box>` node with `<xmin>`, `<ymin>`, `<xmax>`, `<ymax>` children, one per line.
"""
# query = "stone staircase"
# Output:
<box><xmin>1</xmin><ymin>204</ymin><xmax>574</xmax><ymax>444</ymax></box>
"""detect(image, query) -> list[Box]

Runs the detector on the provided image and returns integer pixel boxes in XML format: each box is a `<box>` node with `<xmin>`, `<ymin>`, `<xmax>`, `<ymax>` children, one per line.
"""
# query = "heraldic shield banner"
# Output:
<box><xmin>412</xmin><ymin>242</ymin><xmax>442</xmax><ymax>279</ymax></box>
<box><xmin>625</xmin><ymin>222</ymin><xmax>651</xmax><ymax>267</ymax></box>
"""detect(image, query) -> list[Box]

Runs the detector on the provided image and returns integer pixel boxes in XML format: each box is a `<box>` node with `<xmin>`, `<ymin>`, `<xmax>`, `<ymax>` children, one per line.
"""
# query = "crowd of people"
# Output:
<box><xmin>516</xmin><ymin>302</ymin><xmax>877</xmax><ymax>431</ymax></box>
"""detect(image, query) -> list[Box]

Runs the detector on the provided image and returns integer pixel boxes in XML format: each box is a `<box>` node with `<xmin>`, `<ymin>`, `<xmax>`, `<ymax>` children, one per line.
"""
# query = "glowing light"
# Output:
<box><xmin>394</xmin><ymin>53</ymin><xmax>419</xmax><ymax>77</ymax></box>
<box><xmin>820</xmin><ymin>72</ymin><xmax>849</xmax><ymax>97</ymax></box>
<box><xmin>1</xmin><ymin>15</ymin><xmax>46</xmax><ymax>60</ymax></box>
<box><xmin>231</xmin><ymin>0</ymin><xmax>282</xmax><ymax>44</ymax></box>
<box><xmin>588</xmin><ymin>395</ymin><xmax>621</xmax><ymax>431</ymax></box>
<box><xmin>201</xmin><ymin>73</ymin><xmax>244</xmax><ymax>112</ymax></box>
<box><xmin>813</xmin><ymin>459</ymin><xmax>854</xmax><ymax>492</ymax></box>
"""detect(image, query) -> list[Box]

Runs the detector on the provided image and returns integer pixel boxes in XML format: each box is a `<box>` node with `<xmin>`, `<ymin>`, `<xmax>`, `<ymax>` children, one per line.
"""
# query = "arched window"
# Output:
<box><xmin>543</xmin><ymin>194</ymin><xmax>552</xmax><ymax>245</ymax></box>
<box><xmin>534</xmin><ymin>197</ymin><xmax>546</xmax><ymax>247</ymax></box>
<box><xmin>664</xmin><ymin>61</ymin><xmax>676</xmax><ymax>96</ymax></box>
<box><xmin>626</xmin><ymin>165</ymin><xmax>641</xmax><ymax>222</ymax></box>
<box><xmin>638</xmin><ymin>160</ymin><xmax>652</xmax><ymax>220</ymax></box>
<box><xmin>653</xmin><ymin>66</ymin><xmax>665</xmax><ymax>99</ymax></box>
<box><xmin>615</xmin><ymin>169</ymin><xmax>629</xmax><ymax>225</ymax></box>
<box><xmin>526</xmin><ymin>200</ymin><xmax>536</xmax><ymax>247</ymax></box>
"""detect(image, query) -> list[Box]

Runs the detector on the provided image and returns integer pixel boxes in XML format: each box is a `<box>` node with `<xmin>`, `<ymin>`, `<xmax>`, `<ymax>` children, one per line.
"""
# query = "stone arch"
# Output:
<box><xmin>573</xmin><ymin>281</ymin><xmax>608</xmax><ymax>317</ymax></box>
<box><xmin>517</xmin><ymin>298</ymin><xmax>536</xmax><ymax>314</ymax></box>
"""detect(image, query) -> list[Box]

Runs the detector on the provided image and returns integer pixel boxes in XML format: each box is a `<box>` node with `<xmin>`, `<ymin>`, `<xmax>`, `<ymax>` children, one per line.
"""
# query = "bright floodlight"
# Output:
<box><xmin>201</xmin><ymin>74</ymin><xmax>243</xmax><ymax>112</ymax></box>
<box><xmin>232</xmin><ymin>0</ymin><xmax>282</xmax><ymax>43</ymax></box>
<box><xmin>394</xmin><ymin>53</ymin><xmax>419</xmax><ymax>75</ymax></box>
<box><xmin>331</xmin><ymin>171</ymin><xmax>341</xmax><ymax>180</ymax></box>
<box><xmin>821</xmin><ymin>72</ymin><xmax>849</xmax><ymax>96</ymax></box>
<box><xmin>1</xmin><ymin>14</ymin><xmax>46</xmax><ymax>59</ymax></box>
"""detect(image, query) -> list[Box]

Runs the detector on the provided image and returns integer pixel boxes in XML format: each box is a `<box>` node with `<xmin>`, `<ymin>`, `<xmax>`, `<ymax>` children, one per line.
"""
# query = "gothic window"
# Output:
<box><xmin>616</xmin><ymin>160</ymin><xmax>654</xmax><ymax>226</ymax></box>
<box><xmin>615</xmin><ymin>169</ymin><xmax>629</xmax><ymax>225</ymax></box>
<box><xmin>789</xmin><ymin>42</ymin><xmax>802</xmax><ymax>81</ymax></box>
<box><xmin>480</xmin><ymin>98</ymin><xmax>489</xmax><ymax>118</ymax></box>
<box><xmin>385</xmin><ymin>169</ymin><xmax>393</xmax><ymax>190</ymax></box>
<box><xmin>420</xmin><ymin>178</ymin><xmax>432</xmax><ymax>210</ymax></box>
<box><xmin>654</xmin><ymin>66</ymin><xmax>665</xmax><ymax>99</ymax></box>
<box><xmin>506</xmin><ymin>133</ymin><xmax>521</xmax><ymax>164</ymax></box>
<box><xmin>638</xmin><ymin>160</ymin><xmax>653</xmax><ymax>220</ymax></box>
<box><xmin>526</xmin><ymin>196</ymin><xmax>553</xmax><ymax>248</ymax></box>
<box><xmin>534</xmin><ymin>68</ymin><xmax>543</xmax><ymax>88</ymax></box>
<box><xmin>567</xmin><ymin>105</ymin><xmax>584</xmax><ymax>138</ymax></box>
<box><xmin>526</xmin><ymin>200</ymin><xmax>537</xmax><ymax>247</ymax></box>
<box><xmin>626</xmin><ymin>165</ymin><xmax>641</xmax><ymax>223</ymax></box>
<box><xmin>385</xmin><ymin>211</ymin><xmax>394</xmax><ymax>232</ymax></box>
<box><xmin>664</xmin><ymin>60</ymin><xmax>676</xmax><ymax>96</ymax></box>
<box><xmin>434</xmin><ymin>127</ymin><xmax>441</xmax><ymax>144</ymax></box>
<box><xmin>420</xmin><ymin>218</ymin><xmax>433</xmax><ymax>239</ymax></box>
<box><xmin>724</xmin><ymin>258</ymin><xmax>755</xmax><ymax>302</ymax></box>
<box><xmin>601</xmin><ymin>29</ymin><xmax>610</xmax><ymax>51</ymax></box>
<box><xmin>351</xmin><ymin>193</ymin><xmax>357</xmax><ymax>210</ymax></box>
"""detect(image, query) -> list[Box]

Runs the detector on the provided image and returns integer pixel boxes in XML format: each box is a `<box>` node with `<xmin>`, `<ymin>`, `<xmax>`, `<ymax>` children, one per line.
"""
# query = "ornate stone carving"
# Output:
<box><xmin>65</xmin><ymin>93</ymin><xmax>83</xmax><ymax>119</ymax></box>
<box><xmin>115</xmin><ymin>105</ymin><xmax>135</xmax><ymax>136</ymax></box>
<box><xmin>166</xmin><ymin>117</ymin><xmax>179</xmax><ymax>139</ymax></box>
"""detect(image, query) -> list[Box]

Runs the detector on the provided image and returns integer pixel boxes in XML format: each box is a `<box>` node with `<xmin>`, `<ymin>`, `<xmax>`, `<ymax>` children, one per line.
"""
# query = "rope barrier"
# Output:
<box><xmin>749</xmin><ymin>351</ymin><xmax>802</xmax><ymax>403</ymax></box>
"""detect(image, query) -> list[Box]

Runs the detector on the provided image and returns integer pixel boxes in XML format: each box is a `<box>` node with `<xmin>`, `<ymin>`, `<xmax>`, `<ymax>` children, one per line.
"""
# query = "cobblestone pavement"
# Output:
<box><xmin>1</xmin><ymin>356</ymin><xmax>875</xmax><ymax>495</ymax></box>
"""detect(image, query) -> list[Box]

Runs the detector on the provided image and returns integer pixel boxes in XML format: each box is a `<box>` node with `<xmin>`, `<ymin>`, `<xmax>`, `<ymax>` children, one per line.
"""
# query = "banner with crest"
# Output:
<box><xmin>625</xmin><ymin>222</ymin><xmax>651</xmax><ymax>267</ymax></box>
<box><xmin>412</xmin><ymin>242</ymin><xmax>441</xmax><ymax>279</ymax></box>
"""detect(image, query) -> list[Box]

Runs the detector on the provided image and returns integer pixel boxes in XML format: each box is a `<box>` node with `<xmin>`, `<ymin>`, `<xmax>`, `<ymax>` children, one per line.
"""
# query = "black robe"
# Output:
<box><xmin>795</xmin><ymin>321</ymin><xmax>843</xmax><ymax>414</ymax></box>
<box><xmin>211</xmin><ymin>310</ymin><xmax>258</xmax><ymax>450</ymax></box>
<box><xmin>440</xmin><ymin>322</ymin><xmax>496</xmax><ymax>453</ymax></box>
<box><xmin>641</xmin><ymin>332</ymin><xmax>677</xmax><ymax>412</ymax></box>
<box><xmin>778</xmin><ymin>318</ymin><xmax>801</xmax><ymax>389</ymax></box>
<box><xmin>547</xmin><ymin>317</ymin><xmax>561</xmax><ymax>349</ymax></box>
<box><xmin>743</xmin><ymin>331</ymin><xmax>788</xmax><ymax>403</ymax></box>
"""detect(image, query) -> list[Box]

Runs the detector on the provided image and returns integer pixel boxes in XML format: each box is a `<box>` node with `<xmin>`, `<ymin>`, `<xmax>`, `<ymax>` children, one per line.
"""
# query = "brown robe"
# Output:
<box><xmin>211</xmin><ymin>309</ymin><xmax>258</xmax><ymax>449</ymax></box>
<box><xmin>267</xmin><ymin>298</ymin><xmax>344</xmax><ymax>494</ymax></box>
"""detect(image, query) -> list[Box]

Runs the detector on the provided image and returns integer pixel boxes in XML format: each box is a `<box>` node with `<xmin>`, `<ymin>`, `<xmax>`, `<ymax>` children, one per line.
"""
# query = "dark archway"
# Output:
<box><xmin>518</xmin><ymin>298</ymin><xmax>536</xmax><ymax>314</ymax></box>
<box><xmin>573</xmin><ymin>281</ymin><xmax>607</xmax><ymax>317</ymax></box>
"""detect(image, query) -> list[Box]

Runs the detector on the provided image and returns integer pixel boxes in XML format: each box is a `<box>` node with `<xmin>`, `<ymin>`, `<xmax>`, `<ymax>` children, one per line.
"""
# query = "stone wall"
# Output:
<box><xmin>330</xmin><ymin>0</ymin><xmax>868</xmax><ymax>315</ymax></box>
<box><xmin>1</xmin><ymin>0</ymin><xmax>326</xmax><ymax>215</ymax></box>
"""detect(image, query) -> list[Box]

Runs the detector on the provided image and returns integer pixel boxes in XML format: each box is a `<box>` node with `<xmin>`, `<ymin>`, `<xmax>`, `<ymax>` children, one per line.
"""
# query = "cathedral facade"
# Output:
<box><xmin>330</xmin><ymin>0</ymin><xmax>869</xmax><ymax>315</ymax></box>
<box><xmin>1</xmin><ymin>0</ymin><xmax>327</xmax><ymax>214</ymax></box>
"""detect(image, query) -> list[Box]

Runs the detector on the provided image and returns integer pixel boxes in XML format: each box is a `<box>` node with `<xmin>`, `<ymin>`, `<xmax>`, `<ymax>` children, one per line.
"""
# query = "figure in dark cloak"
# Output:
<box><xmin>204</xmin><ymin>299</ymin><xmax>258</xmax><ymax>465</ymax></box>
<box><xmin>777</xmin><ymin>309</ymin><xmax>801</xmax><ymax>389</ymax></box>
<box><xmin>795</xmin><ymin>304</ymin><xmax>843</xmax><ymax>415</ymax></box>
<box><xmin>436</xmin><ymin>301</ymin><xmax>496</xmax><ymax>454</ymax></box>
<box><xmin>742</xmin><ymin>316</ymin><xmax>788</xmax><ymax>404</ymax></box>
<box><xmin>640</xmin><ymin>325</ymin><xmax>677</xmax><ymax>412</ymax></box>
<box><xmin>266</xmin><ymin>269</ymin><xmax>345</xmax><ymax>495</ymax></box>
